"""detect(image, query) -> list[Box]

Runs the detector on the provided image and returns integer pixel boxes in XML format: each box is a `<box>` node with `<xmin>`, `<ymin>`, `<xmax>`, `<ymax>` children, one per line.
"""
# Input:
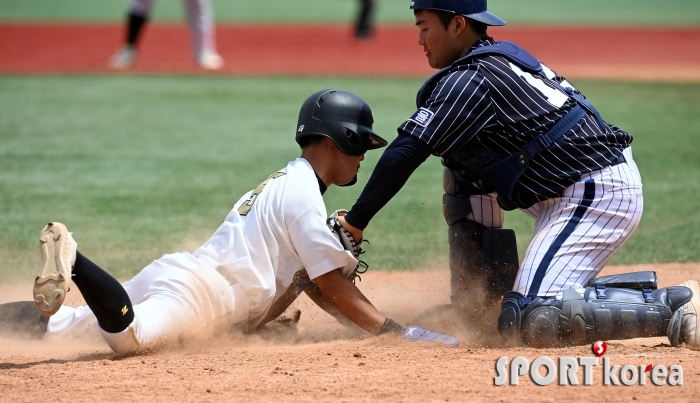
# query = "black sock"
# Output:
<box><xmin>126</xmin><ymin>12</ymin><xmax>148</xmax><ymax>46</ymax></box>
<box><xmin>355</xmin><ymin>0</ymin><xmax>375</xmax><ymax>37</ymax></box>
<box><xmin>72</xmin><ymin>251</ymin><xmax>134</xmax><ymax>333</ymax></box>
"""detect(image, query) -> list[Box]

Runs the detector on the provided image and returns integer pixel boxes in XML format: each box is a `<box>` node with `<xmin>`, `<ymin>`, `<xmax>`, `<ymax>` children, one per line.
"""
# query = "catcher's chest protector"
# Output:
<box><xmin>419</xmin><ymin>41</ymin><xmax>607</xmax><ymax>209</ymax></box>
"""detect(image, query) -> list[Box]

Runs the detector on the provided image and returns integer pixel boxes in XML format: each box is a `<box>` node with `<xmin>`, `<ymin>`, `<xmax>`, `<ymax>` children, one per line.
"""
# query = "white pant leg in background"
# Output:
<box><xmin>183</xmin><ymin>0</ymin><xmax>216</xmax><ymax>58</ymax></box>
<box><xmin>47</xmin><ymin>253</ymin><xmax>245</xmax><ymax>354</ymax></box>
<box><xmin>128</xmin><ymin>0</ymin><xmax>217</xmax><ymax>58</ymax></box>
<box><xmin>515</xmin><ymin>147</ymin><xmax>643</xmax><ymax>297</ymax></box>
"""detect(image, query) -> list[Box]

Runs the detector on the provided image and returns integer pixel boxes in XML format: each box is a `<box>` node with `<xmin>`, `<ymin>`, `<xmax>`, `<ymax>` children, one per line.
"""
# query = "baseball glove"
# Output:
<box><xmin>326</xmin><ymin>209</ymin><xmax>369</xmax><ymax>282</ymax></box>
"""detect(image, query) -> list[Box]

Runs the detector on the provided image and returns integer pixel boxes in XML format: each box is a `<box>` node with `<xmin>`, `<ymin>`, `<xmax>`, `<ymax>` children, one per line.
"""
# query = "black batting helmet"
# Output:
<box><xmin>296</xmin><ymin>89</ymin><xmax>388</xmax><ymax>156</ymax></box>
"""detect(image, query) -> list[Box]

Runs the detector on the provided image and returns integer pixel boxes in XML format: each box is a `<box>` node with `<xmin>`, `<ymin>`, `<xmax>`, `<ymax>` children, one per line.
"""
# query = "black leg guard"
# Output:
<box><xmin>443</xmin><ymin>168</ymin><xmax>519</xmax><ymax>305</ymax></box>
<box><xmin>498</xmin><ymin>272</ymin><xmax>693</xmax><ymax>347</ymax></box>
<box><xmin>448</xmin><ymin>218</ymin><xmax>485</xmax><ymax>305</ymax></box>
<box><xmin>448</xmin><ymin>221</ymin><xmax>519</xmax><ymax>305</ymax></box>
<box><xmin>483</xmin><ymin>228</ymin><xmax>519</xmax><ymax>297</ymax></box>
<box><xmin>0</xmin><ymin>301</ymin><xmax>50</xmax><ymax>339</ymax></box>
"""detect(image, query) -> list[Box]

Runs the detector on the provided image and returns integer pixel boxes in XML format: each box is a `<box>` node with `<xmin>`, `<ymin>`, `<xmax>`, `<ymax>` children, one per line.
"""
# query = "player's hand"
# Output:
<box><xmin>337</xmin><ymin>214</ymin><xmax>363</xmax><ymax>243</ymax></box>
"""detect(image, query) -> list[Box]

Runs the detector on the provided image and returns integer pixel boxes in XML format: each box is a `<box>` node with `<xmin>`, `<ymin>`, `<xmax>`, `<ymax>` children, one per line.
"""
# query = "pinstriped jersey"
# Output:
<box><xmin>400</xmin><ymin>37</ymin><xmax>632</xmax><ymax>205</ymax></box>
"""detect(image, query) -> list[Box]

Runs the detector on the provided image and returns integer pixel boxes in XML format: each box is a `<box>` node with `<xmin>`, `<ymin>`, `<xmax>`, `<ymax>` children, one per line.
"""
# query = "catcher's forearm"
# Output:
<box><xmin>303</xmin><ymin>284</ymin><xmax>357</xmax><ymax>328</ymax></box>
<box><xmin>313</xmin><ymin>269</ymin><xmax>386</xmax><ymax>335</ymax></box>
<box><xmin>345</xmin><ymin>134</ymin><xmax>432</xmax><ymax>230</ymax></box>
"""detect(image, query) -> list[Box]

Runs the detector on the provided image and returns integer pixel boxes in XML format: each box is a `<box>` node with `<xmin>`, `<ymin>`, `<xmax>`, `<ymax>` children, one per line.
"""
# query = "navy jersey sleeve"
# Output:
<box><xmin>399</xmin><ymin>66</ymin><xmax>496</xmax><ymax>157</ymax></box>
<box><xmin>344</xmin><ymin>134</ymin><xmax>433</xmax><ymax>230</ymax></box>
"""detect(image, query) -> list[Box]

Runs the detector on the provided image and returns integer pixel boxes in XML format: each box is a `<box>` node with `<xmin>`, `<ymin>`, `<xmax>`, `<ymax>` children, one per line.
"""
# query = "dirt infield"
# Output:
<box><xmin>1</xmin><ymin>263</ymin><xmax>699</xmax><ymax>402</ymax></box>
<box><xmin>1</xmin><ymin>23</ymin><xmax>700</xmax><ymax>80</ymax></box>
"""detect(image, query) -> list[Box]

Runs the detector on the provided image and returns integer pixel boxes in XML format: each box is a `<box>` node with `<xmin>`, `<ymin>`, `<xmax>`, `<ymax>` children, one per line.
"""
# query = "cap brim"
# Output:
<box><xmin>466</xmin><ymin>11</ymin><xmax>506</xmax><ymax>26</ymax></box>
<box><xmin>367</xmin><ymin>132</ymin><xmax>389</xmax><ymax>150</ymax></box>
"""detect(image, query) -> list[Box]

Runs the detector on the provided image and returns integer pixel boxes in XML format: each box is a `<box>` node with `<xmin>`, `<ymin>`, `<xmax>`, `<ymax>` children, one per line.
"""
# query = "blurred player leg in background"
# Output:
<box><xmin>110</xmin><ymin>0</ymin><xmax>223</xmax><ymax>70</ymax></box>
<box><xmin>109</xmin><ymin>0</ymin><xmax>152</xmax><ymax>69</ymax></box>
<box><xmin>183</xmin><ymin>0</ymin><xmax>223</xmax><ymax>70</ymax></box>
<box><xmin>354</xmin><ymin>0</ymin><xmax>376</xmax><ymax>38</ymax></box>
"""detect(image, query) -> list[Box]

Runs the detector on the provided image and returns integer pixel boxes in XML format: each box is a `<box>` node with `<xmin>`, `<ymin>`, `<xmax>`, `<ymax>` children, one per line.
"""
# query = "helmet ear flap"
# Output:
<box><xmin>345</xmin><ymin>128</ymin><xmax>362</xmax><ymax>148</ymax></box>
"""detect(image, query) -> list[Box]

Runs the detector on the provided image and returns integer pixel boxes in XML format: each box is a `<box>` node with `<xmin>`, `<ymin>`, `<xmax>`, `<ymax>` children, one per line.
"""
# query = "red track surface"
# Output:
<box><xmin>1</xmin><ymin>23</ymin><xmax>700</xmax><ymax>80</ymax></box>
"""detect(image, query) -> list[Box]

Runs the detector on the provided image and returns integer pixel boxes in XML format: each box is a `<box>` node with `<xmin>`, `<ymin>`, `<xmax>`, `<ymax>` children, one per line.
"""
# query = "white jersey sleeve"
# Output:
<box><xmin>193</xmin><ymin>158</ymin><xmax>358</xmax><ymax>325</ymax></box>
<box><xmin>287</xmin><ymin>199</ymin><xmax>358</xmax><ymax>280</ymax></box>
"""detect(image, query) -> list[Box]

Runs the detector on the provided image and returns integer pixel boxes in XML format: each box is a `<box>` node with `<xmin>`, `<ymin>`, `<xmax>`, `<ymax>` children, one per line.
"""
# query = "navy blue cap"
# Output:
<box><xmin>410</xmin><ymin>0</ymin><xmax>506</xmax><ymax>26</ymax></box>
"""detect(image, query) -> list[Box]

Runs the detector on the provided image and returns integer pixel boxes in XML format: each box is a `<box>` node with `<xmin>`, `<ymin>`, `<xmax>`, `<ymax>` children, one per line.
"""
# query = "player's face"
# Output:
<box><xmin>415</xmin><ymin>12</ymin><xmax>464</xmax><ymax>69</ymax></box>
<box><xmin>335</xmin><ymin>153</ymin><xmax>365</xmax><ymax>186</ymax></box>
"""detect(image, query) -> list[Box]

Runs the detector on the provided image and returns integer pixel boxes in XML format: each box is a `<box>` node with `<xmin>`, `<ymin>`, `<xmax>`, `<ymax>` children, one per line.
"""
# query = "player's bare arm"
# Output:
<box><xmin>302</xmin><ymin>283</ymin><xmax>357</xmax><ymax>329</ymax></box>
<box><xmin>312</xmin><ymin>268</ymin><xmax>386</xmax><ymax>335</ymax></box>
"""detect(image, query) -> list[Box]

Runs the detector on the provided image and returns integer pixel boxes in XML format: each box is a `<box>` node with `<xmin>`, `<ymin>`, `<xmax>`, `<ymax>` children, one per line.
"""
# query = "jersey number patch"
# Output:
<box><xmin>237</xmin><ymin>171</ymin><xmax>286</xmax><ymax>216</ymax></box>
<box><xmin>508</xmin><ymin>62</ymin><xmax>569</xmax><ymax>108</ymax></box>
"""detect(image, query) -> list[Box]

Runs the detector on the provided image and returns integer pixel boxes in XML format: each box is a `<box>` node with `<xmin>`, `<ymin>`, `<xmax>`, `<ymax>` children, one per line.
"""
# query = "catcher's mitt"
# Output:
<box><xmin>326</xmin><ymin>209</ymin><xmax>369</xmax><ymax>282</ymax></box>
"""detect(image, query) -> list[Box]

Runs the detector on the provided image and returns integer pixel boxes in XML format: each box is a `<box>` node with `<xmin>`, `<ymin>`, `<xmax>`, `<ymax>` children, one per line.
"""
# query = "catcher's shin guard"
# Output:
<box><xmin>447</xmin><ymin>218</ymin><xmax>485</xmax><ymax>305</ymax></box>
<box><xmin>483</xmin><ymin>227</ymin><xmax>519</xmax><ymax>298</ymax></box>
<box><xmin>498</xmin><ymin>271</ymin><xmax>693</xmax><ymax>347</ymax></box>
<box><xmin>443</xmin><ymin>168</ymin><xmax>518</xmax><ymax>304</ymax></box>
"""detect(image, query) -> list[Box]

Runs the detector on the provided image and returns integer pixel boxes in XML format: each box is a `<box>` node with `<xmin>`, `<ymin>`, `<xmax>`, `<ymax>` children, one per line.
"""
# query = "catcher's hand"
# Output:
<box><xmin>327</xmin><ymin>209</ymin><xmax>369</xmax><ymax>281</ymax></box>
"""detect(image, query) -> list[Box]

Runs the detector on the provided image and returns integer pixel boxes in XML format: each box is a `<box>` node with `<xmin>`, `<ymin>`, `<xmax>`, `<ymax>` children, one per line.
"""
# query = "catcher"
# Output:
<box><xmin>0</xmin><ymin>89</ymin><xmax>458</xmax><ymax>353</ymax></box>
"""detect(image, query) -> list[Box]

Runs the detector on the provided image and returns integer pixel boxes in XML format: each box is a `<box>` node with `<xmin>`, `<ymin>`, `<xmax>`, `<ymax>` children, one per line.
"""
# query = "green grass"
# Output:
<box><xmin>0</xmin><ymin>0</ymin><xmax>699</xmax><ymax>26</ymax></box>
<box><xmin>1</xmin><ymin>76</ymin><xmax>699</xmax><ymax>282</ymax></box>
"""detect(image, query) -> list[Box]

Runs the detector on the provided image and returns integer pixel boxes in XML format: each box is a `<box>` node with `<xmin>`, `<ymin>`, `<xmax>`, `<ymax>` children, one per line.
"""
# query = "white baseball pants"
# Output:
<box><xmin>467</xmin><ymin>147</ymin><xmax>643</xmax><ymax>297</ymax></box>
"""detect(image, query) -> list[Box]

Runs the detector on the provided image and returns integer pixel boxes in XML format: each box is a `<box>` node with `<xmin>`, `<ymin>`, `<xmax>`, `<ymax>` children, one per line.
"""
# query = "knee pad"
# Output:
<box><xmin>443</xmin><ymin>167</ymin><xmax>457</xmax><ymax>196</ymax></box>
<box><xmin>443</xmin><ymin>169</ymin><xmax>472</xmax><ymax>226</ymax></box>
<box><xmin>442</xmin><ymin>167</ymin><xmax>490</xmax><ymax>226</ymax></box>
<box><xmin>498</xmin><ymin>291</ymin><xmax>563</xmax><ymax>347</ymax></box>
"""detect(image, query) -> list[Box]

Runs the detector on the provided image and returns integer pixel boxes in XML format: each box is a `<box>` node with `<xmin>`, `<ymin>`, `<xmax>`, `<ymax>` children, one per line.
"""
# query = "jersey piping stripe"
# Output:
<box><xmin>554</xmin><ymin>169</ymin><xmax>642</xmax><ymax>295</ymax></box>
<box><xmin>553</xmin><ymin>189</ymin><xmax>624</xmax><ymax>295</ymax></box>
<box><xmin>527</xmin><ymin>179</ymin><xmax>596</xmax><ymax>296</ymax></box>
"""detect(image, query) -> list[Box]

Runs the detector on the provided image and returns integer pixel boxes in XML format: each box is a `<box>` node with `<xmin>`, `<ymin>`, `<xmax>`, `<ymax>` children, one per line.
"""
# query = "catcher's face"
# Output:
<box><xmin>415</xmin><ymin>12</ymin><xmax>470</xmax><ymax>69</ymax></box>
